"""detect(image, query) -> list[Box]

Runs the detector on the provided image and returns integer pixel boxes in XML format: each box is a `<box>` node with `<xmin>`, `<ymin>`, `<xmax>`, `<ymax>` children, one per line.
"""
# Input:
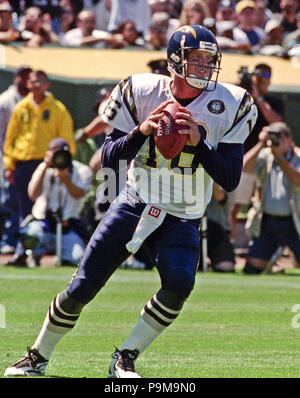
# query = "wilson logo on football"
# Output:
<box><xmin>157</xmin><ymin>116</ymin><xmax>171</xmax><ymax>136</ymax></box>
<box><xmin>148</xmin><ymin>206</ymin><xmax>161</xmax><ymax>218</ymax></box>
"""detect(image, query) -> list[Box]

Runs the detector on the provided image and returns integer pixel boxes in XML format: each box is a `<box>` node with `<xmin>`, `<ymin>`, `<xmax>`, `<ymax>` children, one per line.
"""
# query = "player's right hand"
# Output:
<box><xmin>139</xmin><ymin>100</ymin><xmax>173</xmax><ymax>136</ymax></box>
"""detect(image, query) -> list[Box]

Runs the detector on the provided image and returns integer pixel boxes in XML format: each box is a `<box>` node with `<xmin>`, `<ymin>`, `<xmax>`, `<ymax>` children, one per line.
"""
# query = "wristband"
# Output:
<box><xmin>126</xmin><ymin>125</ymin><xmax>147</xmax><ymax>146</ymax></box>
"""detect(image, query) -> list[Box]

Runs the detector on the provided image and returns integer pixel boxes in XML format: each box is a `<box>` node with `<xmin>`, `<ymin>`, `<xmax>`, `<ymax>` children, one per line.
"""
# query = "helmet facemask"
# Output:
<box><xmin>168</xmin><ymin>37</ymin><xmax>222</xmax><ymax>91</ymax></box>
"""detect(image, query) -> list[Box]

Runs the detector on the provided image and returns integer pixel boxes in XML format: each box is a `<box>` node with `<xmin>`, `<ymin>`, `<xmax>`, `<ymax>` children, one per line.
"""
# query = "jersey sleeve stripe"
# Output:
<box><xmin>223</xmin><ymin>92</ymin><xmax>254</xmax><ymax>137</ymax></box>
<box><xmin>119</xmin><ymin>77</ymin><xmax>139</xmax><ymax>126</ymax></box>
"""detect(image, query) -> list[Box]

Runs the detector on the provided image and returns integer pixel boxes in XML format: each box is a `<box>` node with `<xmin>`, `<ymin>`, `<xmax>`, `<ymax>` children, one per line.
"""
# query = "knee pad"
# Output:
<box><xmin>243</xmin><ymin>261</ymin><xmax>263</xmax><ymax>275</ymax></box>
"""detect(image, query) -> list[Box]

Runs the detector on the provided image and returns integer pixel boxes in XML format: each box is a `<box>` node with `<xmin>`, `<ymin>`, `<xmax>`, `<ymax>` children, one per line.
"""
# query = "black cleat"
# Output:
<box><xmin>4</xmin><ymin>347</ymin><xmax>48</xmax><ymax>376</ymax></box>
<box><xmin>108</xmin><ymin>348</ymin><xmax>141</xmax><ymax>378</ymax></box>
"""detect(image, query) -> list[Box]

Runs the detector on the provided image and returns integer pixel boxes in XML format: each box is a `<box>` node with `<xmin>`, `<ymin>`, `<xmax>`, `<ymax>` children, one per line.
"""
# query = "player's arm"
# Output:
<box><xmin>195</xmin><ymin>139</ymin><xmax>244</xmax><ymax>192</ymax></box>
<box><xmin>176</xmin><ymin>106</ymin><xmax>244</xmax><ymax>192</ymax></box>
<box><xmin>101</xmin><ymin>101</ymin><xmax>171</xmax><ymax>171</ymax></box>
<box><xmin>100</xmin><ymin>127</ymin><xmax>147</xmax><ymax>171</ymax></box>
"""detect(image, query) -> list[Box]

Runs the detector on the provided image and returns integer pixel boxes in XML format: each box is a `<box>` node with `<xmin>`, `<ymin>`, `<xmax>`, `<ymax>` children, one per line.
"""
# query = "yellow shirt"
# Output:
<box><xmin>3</xmin><ymin>92</ymin><xmax>76</xmax><ymax>170</ymax></box>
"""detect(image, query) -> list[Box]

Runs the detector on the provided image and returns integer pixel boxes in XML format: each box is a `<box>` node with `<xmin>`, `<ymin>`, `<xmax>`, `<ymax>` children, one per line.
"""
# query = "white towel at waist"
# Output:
<box><xmin>126</xmin><ymin>204</ymin><xmax>166</xmax><ymax>254</ymax></box>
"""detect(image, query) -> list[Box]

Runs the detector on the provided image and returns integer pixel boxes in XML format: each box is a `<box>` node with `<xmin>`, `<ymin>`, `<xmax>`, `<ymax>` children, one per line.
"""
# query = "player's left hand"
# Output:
<box><xmin>175</xmin><ymin>106</ymin><xmax>201</xmax><ymax>147</ymax></box>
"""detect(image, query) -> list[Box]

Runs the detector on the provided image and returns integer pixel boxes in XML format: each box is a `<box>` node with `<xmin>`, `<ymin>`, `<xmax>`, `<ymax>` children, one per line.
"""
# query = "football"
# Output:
<box><xmin>154</xmin><ymin>101</ymin><xmax>188</xmax><ymax>159</ymax></box>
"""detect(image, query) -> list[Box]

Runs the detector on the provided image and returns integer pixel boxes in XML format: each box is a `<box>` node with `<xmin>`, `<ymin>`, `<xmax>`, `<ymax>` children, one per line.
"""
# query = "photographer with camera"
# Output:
<box><xmin>239</xmin><ymin>64</ymin><xmax>284</xmax><ymax>153</ymax></box>
<box><xmin>20</xmin><ymin>138</ymin><xmax>93</xmax><ymax>267</ymax></box>
<box><xmin>231</xmin><ymin>63</ymin><xmax>285</xmax><ymax>241</ymax></box>
<box><xmin>241</xmin><ymin>122</ymin><xmax>300</xmax><ymax>274</ymax></box>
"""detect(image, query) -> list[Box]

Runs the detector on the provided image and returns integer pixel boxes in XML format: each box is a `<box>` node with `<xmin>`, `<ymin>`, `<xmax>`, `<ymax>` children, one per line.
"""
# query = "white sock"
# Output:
<box><xmin>121</xmin><ymin>316</ymin><xmax>161</xmax><ymax>354</ymax></box>
<box><xmin>121</xmin><ymin>294</ymin><xmax>182</xmax><ymax>355</ymax></box>
<box><xmin>32</xmin><ymin>294</ymin><xmax>80</xmax><ymax>360</ymax></box>
<box><xmin>32</xmin><ymin>322</ymin><xmax>65</xmax><ymax>360</ymax></box>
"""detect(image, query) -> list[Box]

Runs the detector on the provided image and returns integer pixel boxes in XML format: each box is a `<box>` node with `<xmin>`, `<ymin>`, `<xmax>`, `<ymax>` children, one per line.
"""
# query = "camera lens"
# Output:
<box><xmin>52</xmin><ymin>149</ymin><xmax>72</xmax><ymax>169</ymax></box>
<box><xmin>269</xmin><ymin>132</ymin><xmax>280</xmax><ymax>147</ymax></box>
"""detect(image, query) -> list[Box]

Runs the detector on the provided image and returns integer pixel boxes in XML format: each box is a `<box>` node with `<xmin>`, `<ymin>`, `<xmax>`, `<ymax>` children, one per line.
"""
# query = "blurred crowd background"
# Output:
<box><xmin>0</xmin><ymin>0</ymin><xmax>298</xmax><ymax>56</ymax></box>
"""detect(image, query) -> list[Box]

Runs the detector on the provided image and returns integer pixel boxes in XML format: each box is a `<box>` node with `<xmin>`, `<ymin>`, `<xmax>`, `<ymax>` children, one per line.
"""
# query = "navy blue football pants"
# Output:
<box><xmin>67</xmin><ymin>186</ymin><xmax>201</xmax><ymax>303</ymax></box>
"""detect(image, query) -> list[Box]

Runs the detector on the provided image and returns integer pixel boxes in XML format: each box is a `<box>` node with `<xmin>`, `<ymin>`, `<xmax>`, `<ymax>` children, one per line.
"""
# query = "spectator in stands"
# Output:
<box><xmin>58</xmin><ymin>3</ymin><xmax>76</xmax><ymax>39</ymax></box>
<box><xmin>7</xmin><ymin>0</ymin><xmax>25</xmax><ymax>16</ymax></box>
<box><xmin>179</xmin><ymin>0</ymin><xmax>210</xmax><ymax>27</ymax></box>
<box><xmin>0</xmin><ymin>66</ymin><xmax>32</xmax><ymax>254</ymax></box>
<box><xmin>201</xmin><ymin>182</ymin><xmax>236</xmax><ymax>273</ymax></box>
<box><xmin>17</xmin><ymin>6</ymin><xmax>60</xmax><ymax>47</ymax></box>
<box><xmin>264</xmin><ymin>18</ymin><xmax>284</xmax><ymax>45</ymax></box>
<box><xmin>21</xmin><ymin>138</ymin><xmax>93</xmax><ymax>267</ymax></box>
<box><xmin>149</xmin><ymin>0</ymin><xmax>168</xmax><ymax>14</ymax></box>
<box><xmin>266</xmin><ymin>0</ymin><xmax>281</xmax><ymax>14</ymax></box>
<box><xmin>23</xmin><ymin>0</ymin><xmax>62</xmax><ymax>34</ymax></box>
<box><xmin>202</xmin><ymin>16</ymin><xmax>217</xmax><ymax>35</ymax></box>
<box><xmin>233</xmin><ymin>0</ymin><xmax>266</xmax><ymax>52</ymax></box>
<box><xmin>149</xmin><ymin>0</ymin><xmax>183</xmax><ymax>19</ymax></box>
<box><xmin>83</xmin><ymin>0</ymin><xmax>110</xmax><ymax>31</ymax></box>
<box><xmin>253</xmin><ymin>1</ymin><xmax>270</xmax><ymax>29</ymax></box>
<box><xmin>63</xmin><ymin>0</ymin><xmax>84</xmax><ymax>15</ymax></box>
<box><xmin>114</xmin><ymin>19</ymin><xmax>144</xmax><ymax>48</ymax></box>
<box><xmin>148</xmin><ymin>1</ymin><xmax>180</xmax><ymax>40</ymax></box>
<box><xmin>3</xmin><ymin>70</ymin><xmax>76</xmax><ymax>266</ymax></box>
<box><xmin>62</xmin><ymin>9</ymin><xmax>125</xmax><ymax>48</ymax></box>
<box><xmin>145</xmin><ymin>14</ymin><xmax>169</xmax><ymax>50</ymax></box>
<box><xmin>168</xmin><ymin>0</ymin><xmax>183</xmax><ymax>19</ymax></box>
<box><xmin>201</xmin><ymin>0</ymin><xmax>217</xmax><ymax>18</ymax></box>
<box><xmin>258</xmin><ymin>18</ymin><xmax>285</xmax><ymax>56</ymax></box>
<box><xmin>279</xmin><ymin>0</ymin><xmax>299</xmax><ymax>36</ymax></box>
<box><xmin>214</xmin><ymin>19</ymin><xmax>252</xmax><ymax>52</ymax></box>
<box><xmin>107</xmin><ymin>0</ymin><xmax>152</xmax><ymax>40</ymax></box>
<box><xmin>215</xmin><ymin>0</ymin><xmax>236</xmax><ymax>23</ymax></box>
<box><xmin>0</xmin><ymin>2</ymin><xmax>19</xmax><ymax>42</ymax></box>
<box><xmin>243</xmin><ymin>122</ymin><xmax>300</xmax><ymax>274</ymax></box>
<box><xmin>282</xmin><ymin>11</ymin><xmax>300</xmax><ymax>52</ymax></box>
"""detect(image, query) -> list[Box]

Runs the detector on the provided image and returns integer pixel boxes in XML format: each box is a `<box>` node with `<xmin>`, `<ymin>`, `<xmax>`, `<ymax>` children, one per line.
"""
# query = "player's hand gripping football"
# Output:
<box><xmin>139</xmin><ymin>100</ymin><xmax>173</xmax><ymax>136</ymax></box>
<box><xmin>175</xmin><ymin>106</ymin><xmax>201</xmax><ymax>147</ymax></box>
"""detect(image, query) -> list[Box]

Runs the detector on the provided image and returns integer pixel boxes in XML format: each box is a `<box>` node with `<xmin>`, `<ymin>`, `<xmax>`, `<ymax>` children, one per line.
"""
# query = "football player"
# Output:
<box><xmin>4</xmin><ymin>25</ymin><xmax>257</xmax><ymax>378</ymax></box>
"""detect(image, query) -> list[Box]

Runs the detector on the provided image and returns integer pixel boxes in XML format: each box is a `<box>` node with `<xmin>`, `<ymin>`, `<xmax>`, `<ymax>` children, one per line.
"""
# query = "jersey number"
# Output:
<box><xmin>104</xmin><ymin>98</ymin><xmax>121</xmax><ymax>121</ymax></box>
<box><xmin>145</xmin><ymin>125</ymin><xmax>208</xmax><ymax>174</ymax></box>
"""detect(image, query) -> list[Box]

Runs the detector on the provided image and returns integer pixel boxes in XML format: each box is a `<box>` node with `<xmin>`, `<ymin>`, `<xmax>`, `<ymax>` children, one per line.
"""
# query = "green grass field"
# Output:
<box><xmin>1</xmin><ymin>266</ymin><xmax>300</xmax><ymax>378</ymax></box>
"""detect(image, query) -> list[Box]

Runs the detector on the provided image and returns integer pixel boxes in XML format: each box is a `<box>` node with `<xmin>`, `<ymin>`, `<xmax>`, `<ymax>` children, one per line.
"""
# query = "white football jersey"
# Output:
<box><xmin>102</xmin><ymin>73</ymin><xmax>257</xmax><ymax>219</ymax></box>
